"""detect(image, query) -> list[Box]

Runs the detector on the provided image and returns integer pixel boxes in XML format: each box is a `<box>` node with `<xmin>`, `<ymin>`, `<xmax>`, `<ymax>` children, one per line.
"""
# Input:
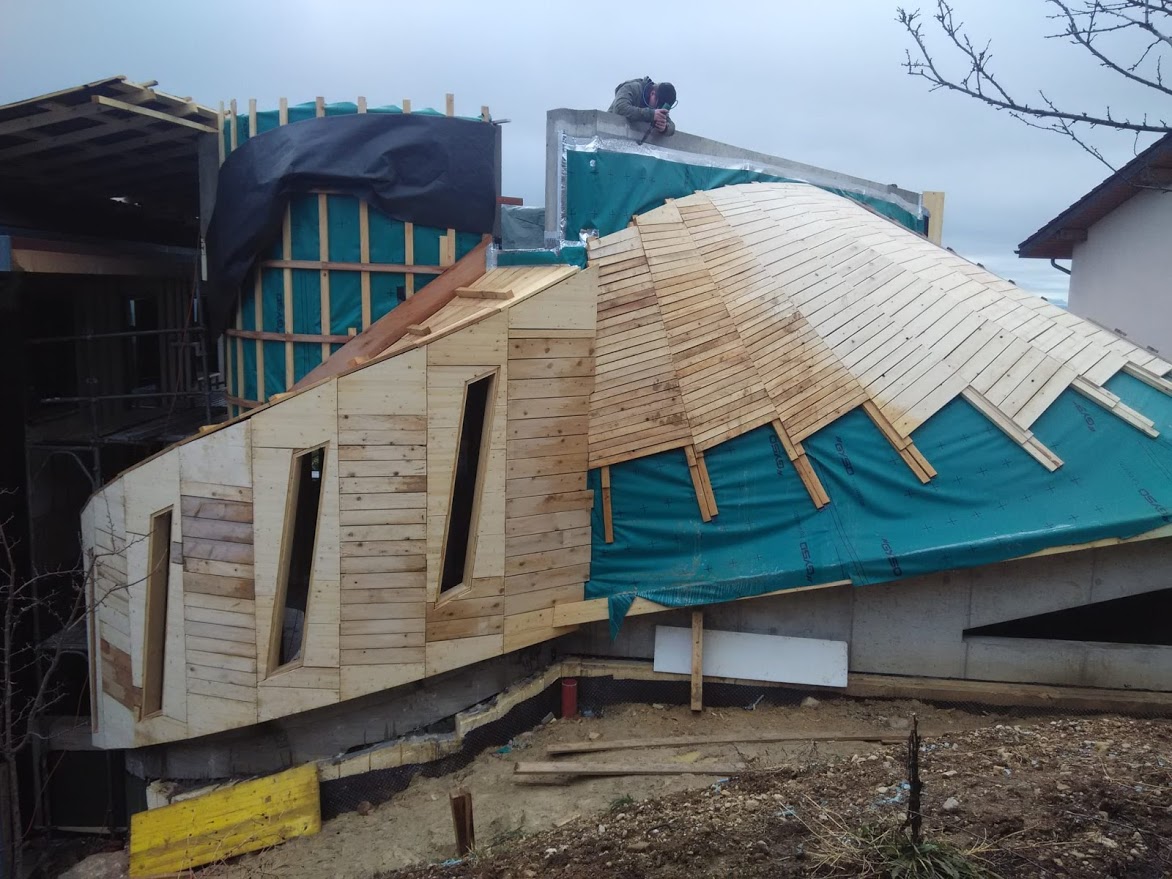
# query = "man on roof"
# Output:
<box><xmin>609</xmin><ymin>77</ymin><xmax>676</xmax><ymax>136</ymax></box>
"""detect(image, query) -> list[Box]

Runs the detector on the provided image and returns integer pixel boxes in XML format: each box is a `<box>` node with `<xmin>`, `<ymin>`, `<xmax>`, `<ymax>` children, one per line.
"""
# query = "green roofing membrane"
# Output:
<box><xmin>564</xmin><ymin>148</ymin><xmax>925</xmax><ymax>239</ymax></box>
<box><xmin>587</xmin><ymin>373</ymin><xmax>1172</xmax><ymax>635</ymax></box>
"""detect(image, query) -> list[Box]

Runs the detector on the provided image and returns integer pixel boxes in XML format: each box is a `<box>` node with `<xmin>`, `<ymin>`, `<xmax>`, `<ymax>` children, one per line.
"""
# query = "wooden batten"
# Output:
<box><xmin>683</xmin><ymin>445</ymin><xmax>712</xmax><ymax>522</ymax></box>
<box><xmin>694</xmin><ymin>449</ymin><xmax>717</xmax><ymax>516</ymax></box>
<box><xmin>771</xmin><ymin>421</ymin><xmax>829</xmax><ymax>508</ymax></box>
<box><xmin>600</xmin><ymin>465</ymin><xmax>614</xmax><ymax>544</ymax></box>
<box><xmin>863</xmin><ymin>401</ymin><xmax>934</xmax><ymax>484</ymax></box>
<box><xmin>279</xmin><ymin>97</ymin><xmax>294</xmax><ymax>392</ymax></box>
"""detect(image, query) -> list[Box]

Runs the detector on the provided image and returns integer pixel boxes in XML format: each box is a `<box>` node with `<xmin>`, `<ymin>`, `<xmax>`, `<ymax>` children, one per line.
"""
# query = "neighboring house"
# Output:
<box><xmin>1018</xmin><ymin>133</ymin><xmax>1172</xmax><ymax>355</ymax></box>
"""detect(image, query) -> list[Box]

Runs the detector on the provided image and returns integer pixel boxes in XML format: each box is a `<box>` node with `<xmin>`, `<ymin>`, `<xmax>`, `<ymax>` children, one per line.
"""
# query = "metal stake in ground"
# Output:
<box><xmin>450</xmin><ymin>788</ymin><xmax>475</xmax><ymax>857</ymax></box>
<box><xmin>903</xmin><ymin>713</ymin><xmax>923</xmax><ymax>844</ymax></box>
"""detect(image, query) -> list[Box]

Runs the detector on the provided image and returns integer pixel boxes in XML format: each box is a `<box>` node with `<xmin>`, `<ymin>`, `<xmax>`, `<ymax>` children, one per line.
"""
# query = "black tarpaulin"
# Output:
<box><xmin>204</xmin><ymin>112</ymin><xmax>498</xmax><ymax>338</ymax></box>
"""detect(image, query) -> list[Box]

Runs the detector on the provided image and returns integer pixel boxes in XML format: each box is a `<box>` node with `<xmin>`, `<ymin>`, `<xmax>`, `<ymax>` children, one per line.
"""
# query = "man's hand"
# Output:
<box><xmin>654</xmin><ymin>108</ymin><xmax>669</xmax><ymax>131</ymax></box>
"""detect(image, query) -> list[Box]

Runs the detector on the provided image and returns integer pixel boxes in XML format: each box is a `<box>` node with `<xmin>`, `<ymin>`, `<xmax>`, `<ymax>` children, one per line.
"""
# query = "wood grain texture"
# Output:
<box><xmin>586</xmin><ymin>182</ymin><xmax>1168</xmax><ymax>474</ymax></box>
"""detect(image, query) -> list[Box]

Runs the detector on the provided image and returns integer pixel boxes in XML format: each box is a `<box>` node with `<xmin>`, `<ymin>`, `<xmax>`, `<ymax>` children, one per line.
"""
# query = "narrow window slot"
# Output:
<box><xmin>141</xmin><ymin>508</ymin><xmax>172</xmax><ymax>717</ymax></box>
<box><xmin>441</xmin><ymin>374</ymin><xmax>495</xmax><ymax>593</ymax></box>
<box><xmin>272</xmin><ymin>447</ymin><xmax>326</xmax><ymax>670</ymax></box>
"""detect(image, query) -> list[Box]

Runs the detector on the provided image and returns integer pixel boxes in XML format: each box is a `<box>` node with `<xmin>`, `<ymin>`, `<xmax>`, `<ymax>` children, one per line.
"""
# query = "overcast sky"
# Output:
<box><xmin>3</xmin><ymin>0</ymin><xmax>1163</xmax><ymax>304</ymax></box>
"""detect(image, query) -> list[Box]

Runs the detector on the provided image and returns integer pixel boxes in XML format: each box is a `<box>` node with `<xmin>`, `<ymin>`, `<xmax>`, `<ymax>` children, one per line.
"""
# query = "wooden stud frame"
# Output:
<box><xmin>436</xmin><ymin>367</ymin><xmax>499</xmax><ymax>605</ymax></box>
<box><xmin>216</xmin><ymin>92</ymin><xmax>490</xmax><ymax>394</ymax></box>
<box><xmin>267</xmin><ymin>442</ymin><xmax>330</xmax><ymax>677</ymax></box>
<box><xmin>279</xmin><ymin>98</ymin><xmax>294</xmax><ymax>392</ymax></box>
<box><xmin>403</xmin><ymin>98</ymin><xmax>415</xmax><ymax>298</ymax></box>
<box><xmin>249</xmin><ymin>99</ymin><xmax>265</xmax><ymax>403</ymax></box>
<box><xmin>316</xmin><ymin>97</ymin><xmax>332</xmax><ymax>363</ymax></box>
<box><xmin>357</xmin><ymin>96</ymin><xmax>372</xmax><ymax>329</ymax></box>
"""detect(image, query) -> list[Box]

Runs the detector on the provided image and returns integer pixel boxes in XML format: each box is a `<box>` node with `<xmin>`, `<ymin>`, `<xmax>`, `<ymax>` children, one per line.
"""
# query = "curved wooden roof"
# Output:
<box><xmin>586</xmin><ymin>182</ymin><xmax>1172</xmax><ymax>478</ymax></box>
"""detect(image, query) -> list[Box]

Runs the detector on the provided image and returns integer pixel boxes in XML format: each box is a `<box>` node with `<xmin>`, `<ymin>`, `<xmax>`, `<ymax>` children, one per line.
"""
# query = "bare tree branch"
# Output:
<box><xmin>897</xmin><ymin>0</ymin><xmax>1172</xmax><ymax>172</ymax></box>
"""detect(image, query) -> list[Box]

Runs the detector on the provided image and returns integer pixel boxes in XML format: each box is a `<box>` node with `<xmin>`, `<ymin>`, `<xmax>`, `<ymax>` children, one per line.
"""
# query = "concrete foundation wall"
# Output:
<box><xmin>129</xmin><ymin>538</ymin><xmax>1172</xmax><ymax>780</ymax></box>
<box><xmin>126</xmin><ymin>646</ymin><xmax>554</xmax><ymax>781</ymax></box>
<box><xmin>563</xmin><ymin>538</ymin><xmax>1172</xmax><ymax>688</ymax></box>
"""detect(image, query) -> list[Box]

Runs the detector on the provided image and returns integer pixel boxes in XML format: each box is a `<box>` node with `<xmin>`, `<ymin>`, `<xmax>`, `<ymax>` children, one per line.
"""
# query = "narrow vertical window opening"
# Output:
<box><xmin>272</xmin><ymin>446</ymin><xmax>326</xmax><ymax>670</ymax></box>
<box><xmin>141</xmin><ymin>507</ymin><xmax>172</xmax><ymax>718</ymax></box>
<box><xmin>441</xmin><ymin>373</ymin><xmax>495</xmax><ymax>593</ymax></box>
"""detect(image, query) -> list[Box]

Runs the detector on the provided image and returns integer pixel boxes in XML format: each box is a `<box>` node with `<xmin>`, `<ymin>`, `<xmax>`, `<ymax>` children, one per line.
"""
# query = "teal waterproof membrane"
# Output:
<box><xmin>555</xmin><ymin>135</ymin><xmax>925</xmax><ymax>242</ymax></box>
<box><xmin>222</xmin><ymin>102</ymin><xmax>482</xmax><ymax>413</ymax></box>
<box><xmin>586</xmin><ymin>367</ymin><xmax>1172</xmax><ymax>636</ymax></box>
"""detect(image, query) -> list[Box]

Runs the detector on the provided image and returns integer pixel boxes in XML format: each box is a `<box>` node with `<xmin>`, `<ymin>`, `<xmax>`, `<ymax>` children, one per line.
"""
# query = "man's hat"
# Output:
<box><xmin>655</xmin><ymin>82</ymin><xmax>677</xmax><ymax>109</ymax></box>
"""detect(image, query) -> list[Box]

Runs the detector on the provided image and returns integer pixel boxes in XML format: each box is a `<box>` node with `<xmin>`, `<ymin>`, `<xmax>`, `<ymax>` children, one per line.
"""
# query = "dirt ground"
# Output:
<box><xmin>204</xmin><ymin>697</ymin><xmax>1039</xmax><ymax>879</ymax></box>
<box><xmin>56</xmin><ymin>698</ymin><xmax>1172</xmax><ymax>878</ymax></box>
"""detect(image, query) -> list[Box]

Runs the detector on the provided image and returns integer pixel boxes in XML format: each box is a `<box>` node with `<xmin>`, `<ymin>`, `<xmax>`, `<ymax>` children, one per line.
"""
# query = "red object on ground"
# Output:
<box><xmin>561</xmin><ymin>678</ymin><xmax>578</xmax><ymax>718</ymax></box>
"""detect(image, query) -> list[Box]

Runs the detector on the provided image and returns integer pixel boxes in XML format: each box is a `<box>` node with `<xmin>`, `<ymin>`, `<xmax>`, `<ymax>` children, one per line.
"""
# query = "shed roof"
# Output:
<box><xmin>0</xmin><ymin>76</ymin><xmax>218</xmax><ymax>220</ymax></box>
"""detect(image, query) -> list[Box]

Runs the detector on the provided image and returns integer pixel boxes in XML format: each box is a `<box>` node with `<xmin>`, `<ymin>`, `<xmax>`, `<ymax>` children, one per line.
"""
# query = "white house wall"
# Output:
<box><xmin>1069</xmin><ymin>187</ymin><xmax>1172</xmax><ymax>355</ymax></box>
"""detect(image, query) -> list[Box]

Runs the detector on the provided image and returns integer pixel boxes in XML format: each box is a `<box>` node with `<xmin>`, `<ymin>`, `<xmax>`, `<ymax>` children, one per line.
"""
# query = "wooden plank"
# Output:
<box><xmin>181</xmin><ymin>496</ymin><xmax>252</xmax><ymax>522</ymax></box>
<box><xmin>690</xmin><ymin>610</ymin><xmax>703</xmax><ymax>712</ymax></box>
<box><xmin>403</xmin><ymin>100</ymin><xmax>415</xmax><ymax>298</ymax></box>
<box><xmin>182</xmin><ymin>557</ymin><xmax>254</xmax><ymax>580</ymax></box>
<box><xmin>182</xmin><ymin>571</ymin><xmax>254</xmax><ymax>600</ymax></box>
<box><xmin>341</xmin><ymin>632</ymin><xmax>426</xmax><ymax>650</ymax></box>
<box><xmin>181</xmin><ymin>516</ymin><xmax>253</xmax><ymax>544</ymax></box>
<box><xmin>343</xmin><ymin>647</ymin><xmax>426</xmax><ymax>665</ymax></box>
<box><xmin>683</xmin><ymin>446</ymin><xmax>712</xmax><ymax>522</ymax></box>
<box><xmin>552</xmin><ymin>579</ymin><xmax>849</xmax><ymax>627</ymax></box>
<box><xmin>128</xmin><ymin>764</ymin><xmax>319</xmax><ymax>877</ymax></box>
<box><xmin>277</xmin><ymin>97</ymin><xmax>294</xmax><ymax>390</ymax></box>
<box><xmin>514</xmin><ymin>761</ymin><xmax>743</xmax><ymax>777</ymax></box>
<box><xmin>599</xmin><ymin>466</ymin><xmax>614</xmax><ymax>544</ymax></box>
<box><xmin>357</xmin><ymin>96</ymin><xmax>372</xmax><ymax>329</ymax></box>
<box><xmin>182</xmin><ymin>538</ymin><xmax>254</xmax><ymax>565</ymax></box>
<box><xmin>547</xmin><ymin>730</ymin><xmax>905</xmax><ymax>756</ymax></box>
<box><xmin>181</xmin><ymin>482</ymin><xmax>252</xmax><ymax>504</ymax></box>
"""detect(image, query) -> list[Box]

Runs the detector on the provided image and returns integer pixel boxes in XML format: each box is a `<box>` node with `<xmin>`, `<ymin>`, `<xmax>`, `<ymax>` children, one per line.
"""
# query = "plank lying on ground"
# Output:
<box><xmin>514</xmin><ymin>761</ymin><xmax>746</xmax><ymax>777</ymax></box>
<box><xmin>546</xmin><ymin>730</ymin><xmax>907</xmax><ymax>756</ymax></box>
<box><xmin>129</xmin><ymin>763</ymin><xmax>320</xmax><ymax>877</ymax></box>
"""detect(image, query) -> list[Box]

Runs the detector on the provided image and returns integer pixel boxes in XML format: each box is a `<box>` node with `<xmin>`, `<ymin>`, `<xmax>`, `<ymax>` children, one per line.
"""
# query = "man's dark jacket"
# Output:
<box><xmin>608</xmin><ymin>77</ymin><xmax>676</xmax><ymax>135</ymax></box>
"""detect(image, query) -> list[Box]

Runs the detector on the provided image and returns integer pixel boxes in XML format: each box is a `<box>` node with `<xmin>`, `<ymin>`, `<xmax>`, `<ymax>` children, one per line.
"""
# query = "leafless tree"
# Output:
<box><xmin>0</xmin><ymin>495</ymin><xmax>86</xmax><ymax>876</ymax></box>
<box><xmin>0</xmin><ymin>488</ymin><xmax>139</xmax><ymax>876</ymax></box>
<box><xmin>898</xmin><ymin>1</ymin><xmax>1172</xmax><ymax>173</ymax></box>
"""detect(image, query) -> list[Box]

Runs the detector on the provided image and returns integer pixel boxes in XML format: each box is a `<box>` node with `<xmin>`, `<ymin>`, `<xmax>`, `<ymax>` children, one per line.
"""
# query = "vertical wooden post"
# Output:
<box><xmin>249</xmin><ymin>99</ymin><xmax>265</xmax><ymax>402</ymax></box>
<box><xmin>279</xmin><ymin>98</ymin><xmax>294</xmax><ymax>391</ymax></box>
<box><xmin>684</xmin><ymin>446</ymin><xmax>712</xmax><ymax>522</ymax></box>
<box><xmin>402</xmin><ymin>98</ymin><xmax>414</xmax><ymax>298</ymax></box>
<box><xmin>229</xmin><ymin>99</ymin><xmax>243</xmax><ymax>404</ymax></box>
<box><xmin>357</xmin><ymin>96</ymin><xmax>372</xmax><ymax>329</ymax></box>
<box><xmin>449</xmin><ymin>788</ymin><xmax>475</xmax><ymax>857</ymax></box>
<box><xmin>691</xmin><ymin>610</ymin><xmax>704</xmax><ymax>712</ymax></box>
<box><xmin>600</xmin><ymin>465</ymin><xmax>614</xmax><ymax>544</ymax></box>
<box><xmin>216</xmin><ymin>102</ymin><xmax>230</xmax><ymax>413</ymax></box>
<box><xmin>442</xmin><ymin>94</ymin><xmax>456</xmax><ymax>268</ymax></box>
<box><xmin>315</xmin><ymin>97</ymin><xmax>331</xmax><ymax>364</ymax></box>
<box><xmin>922</xmin><ymin>191</ymin><xmax>945</xmax><ymax>246</ymax></box>
<box><xmin>216</xmin><ymin>101</ymin><xmax>226</xmax><ymax>166</ymax></box>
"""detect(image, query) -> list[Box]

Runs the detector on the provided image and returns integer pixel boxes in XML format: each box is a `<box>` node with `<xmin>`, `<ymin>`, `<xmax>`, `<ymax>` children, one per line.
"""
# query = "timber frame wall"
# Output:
<box><xmin>82</xmin><ymin>264</ymin><xmax>597</xmax><ymax>748</ymax></box>
<box><xmin>217</xmin><ymin>93</ymin><xmax>495</xmax><ymax>414</ymax></box>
